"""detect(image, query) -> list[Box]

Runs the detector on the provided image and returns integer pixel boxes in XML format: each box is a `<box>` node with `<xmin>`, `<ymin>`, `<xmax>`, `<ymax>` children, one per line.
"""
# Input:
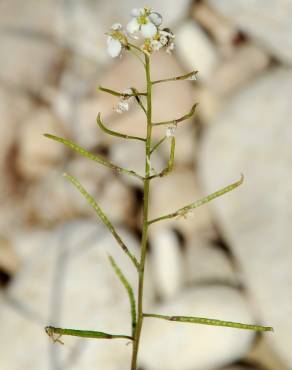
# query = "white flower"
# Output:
<box><xmin>166</xmin><ymin>124</ymin><xmax>177</xmax><ymax>138</ymax></box>
<box><xmin>127</xmin><ymin>7</ymin><xmax>161</xmax><ymax>38</ymax></box>
<box><xmin>115</xmin><ymin>88</ymin><xmax>134</xmax><ymax>114</ymax></box>
<box><xmin>107</xmin><ymin>23</ymin><xmax>128</xmax><ymax>58</ymax></box>
<box><xmin>149</xmin><ymin>28</ymin><xmax>175</xmax><ymax>54</ymax></box>
<box><xmin>116</xmin><ymin>100</ymin><xmax>129</xmax><ymax>114</ymax></box>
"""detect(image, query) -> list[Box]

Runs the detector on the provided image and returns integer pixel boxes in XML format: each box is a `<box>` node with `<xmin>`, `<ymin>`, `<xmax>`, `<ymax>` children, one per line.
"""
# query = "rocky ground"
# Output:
<box><xmin>0</xmin><ymin>1</ymin><xmax>291</xmax><ymax>370</ymax></box>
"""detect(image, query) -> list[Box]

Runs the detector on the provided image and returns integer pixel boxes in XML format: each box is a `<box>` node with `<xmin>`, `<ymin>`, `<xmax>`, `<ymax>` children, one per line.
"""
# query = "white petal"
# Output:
<box><xmin>127</xmin><ymin>18</ymin><xmax>140</xmax><ymax>34</ymax></box>
<box><xmin>131</xmin><ymin>8</ymin><xmax>144</xmax><ymax>17</ymax></box>
<box><xmin>149</xmin><ymin>12</ymin><xmax>162</xmax><ymax>26</ymax></box>
<box><xmin>141</xmin><ymin>22</ymin><xmax>157</xmax><ymax>38</ymax></box>
<box><xmin>107</xmin><ymin>38</ymin><xmax>122</xmax><ymax>58</ymax></box>
<box><xmin>116</xmin><ymin>100</ymin><xmax>129</xmax><ymax>113</ymax></box>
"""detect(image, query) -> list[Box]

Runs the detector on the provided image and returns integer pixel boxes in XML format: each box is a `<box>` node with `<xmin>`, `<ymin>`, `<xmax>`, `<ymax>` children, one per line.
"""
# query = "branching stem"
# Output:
<box><xmin>130</xmin><ymin>53</ymin><xmax>152</xmax><ymax>370</ymax></box>
<box><xmin>152</xmin><ymin>70</ymin><xmax>198</xmax><ymax>85</ymax></box>
<box><xmin>152</xmin><ymin>103</ymin><xmax>198</xmax><ymax>126</ymax></box>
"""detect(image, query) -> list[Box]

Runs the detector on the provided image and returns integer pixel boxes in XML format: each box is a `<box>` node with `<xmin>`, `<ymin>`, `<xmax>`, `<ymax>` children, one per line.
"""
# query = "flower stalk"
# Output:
<box><xmin>44</xmin><ymin>6</ymin><xmax>273</xmax><ymax>370</ymax></box>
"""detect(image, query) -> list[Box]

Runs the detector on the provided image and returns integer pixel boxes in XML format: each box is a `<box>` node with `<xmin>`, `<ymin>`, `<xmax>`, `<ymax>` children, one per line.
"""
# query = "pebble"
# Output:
<box><xmin>199</xmin><ymin>68</ymin><xmax>292</xmax><ymax>368</ymax></box>
<box><xmin>184</xmin><ymin>235</ymin><xmax>237</xmax><ymax>286</ymax></box>
<box><xmin>207</xmin><ymin>0</ymin><xmax>292</xmax><ymax>64</ymax></box>
<box><xmin>149</xmin><ymin>228</ymin><xmax>184</xmax><ymax>300</ymax></box>
<box><xmin>16</xmin><ymin>108</ymin><xmax>66</xmax><ymax>181</ymax></box>
<box><xmin>0</xmin><ymin>34</ymin><xmax>63</xmax><ymax>93</ymax></box>
<box><xmin>0</xmin><ymin>237</ymin><xmax>20</xmax><ymax>276</ymax></box>
<box><xmin>139</xmin><ymin>286</ymin><xmax>256</xmax><ymax>370</ymax></box>
<box><xmin>175</xmin><ymin>21</ymin><xmax>218</xmax><ymax>82</ymax></box>
<box><xmin>192</xmin><ymin>1</ymin><xmax>238</xmax><ymax>56</ymax></box>
<box><xmin>0</xmin><ymin>221</ymin><xmax>154</xmax><ymax>370</ymax></box>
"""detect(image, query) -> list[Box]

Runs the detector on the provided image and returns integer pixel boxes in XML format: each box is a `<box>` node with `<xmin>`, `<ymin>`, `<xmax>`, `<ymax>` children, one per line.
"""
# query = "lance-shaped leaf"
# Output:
<box><xmin>108</xmin><ymin>255</ymin><xmax>137</xmax><ymax>335</ymax></box>
<box><xmin>99</xmin><ymin>86</ymin><xmax>147</xmax><ymax>97</ymax></box>
<box><xmin>152</xmin><ymin>70</ymin><xmax>198</xmax><ymax>85</ymax></box>
<box><xmin>96</xmin><ymin>113</ymin><xmax>145</xmax><ymax>142</ymax></box>
<box><xmin>148</xmin><ymin>175</ymin><xmax>244</xmax><ymax>225</ymax></box>
<box><xmin>44</xmin><ymin>134</ymin><xmax>143</xmax><ymax>181</ymax></box>
<box><xmin>64</xmin><ymin>173</ymin><xmax>139</xmax><ymax>270</ymax></box>
<box><xmin>143</xmin><ymin>313</ymin><xmax>273</xmax><ymax>332</ymax></box>
<box><xmin>148</xmin><ymin>137</ymin><xmax>175</xmax><ymax>179</ymax></box>
<box><xmin>45</xmin><ymin>326</ymin><xmax>133</xmax><ymax>344</ymax></box>
<box><xmin>152</xmin><ymin>103</ymin><xmax>198</xmax><ymax>126</ymax></box>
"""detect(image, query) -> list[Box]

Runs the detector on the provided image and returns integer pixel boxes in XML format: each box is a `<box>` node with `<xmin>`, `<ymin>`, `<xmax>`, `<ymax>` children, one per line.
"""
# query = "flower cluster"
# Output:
<box><xmin>106</xmin><ymin>6</ymin><xmax>175</xmax><ymax>58</ymax></box>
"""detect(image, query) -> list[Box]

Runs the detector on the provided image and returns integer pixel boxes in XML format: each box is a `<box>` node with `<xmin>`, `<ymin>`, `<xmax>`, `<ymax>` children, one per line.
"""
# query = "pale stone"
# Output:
<box><xmin>0</xmin><ymin>0</ymin><xmax>60</xmax><ymax>37</ymax></box>
<box><xmin>0</xmin><ymin>221</ymin><xmax>154</xmax><ymax>370</ymax></box>
<box><xmin>0</xmin><ymin>35</ymin><xmax>62</xmax><ymax>93</ymax></box>
<box><xmin>25</xmin><ymin>157</ymin><xmax>111</xmax><ymax>225</ymax></box>
<box><xmin>0</xmin><ymin>88</ymin><xmax>33</xmax><ymax>175</ymax></box>
<box><xmin>196</xmin><ymin>87</ymin><xmax>222</xmax><ymax>123</ymax></box>
<box><xmin>248</xmin><ymin>336</ymin><xmax>290</xmax><ymax>370</ymax></box>
<box><xmin>184</xmin><ymin>236</ymin><xmax>237</xmax><ymax>285</ymax></box>
<box><xmin>0</xmin><ymin>237</ymin><xmax>20</xmax><ymax>275</ymax></box>
<box><xmin>99</xmin><ymin>176</ymin><xmax>135</xmax><ymax>225</ymax></box>
<box><xmin>207</xmin><ymin>0</ymin><xmax>292</xmax><ymax>64</ymax></box>
<box><xmin>0</xmin><ymin>89</ymin><xmax>33</xmax><ymax>234</ymax></box>
<box><xmin>149</xmin><ymin>228</ymin><xmax>184</xmax><ymax>300</ymax></box>
<box><xmin>140</xmin><ymin>286</ymin><xmax>256</xmax><ymax>370</ymax></box>
<box><xmin>175</xmin><ymin>21</ymin><xmax>218</xmax><ymax>82</ymax></box>
<box><xmin>192</xmin><ymin>2</ymin><xmax>238</xmax><ymax>55</ymax></box>
<box><xmin>16</xmin><ymin>108</ymin><xmax>66</xmax><ymax>180</ymax></box>
<box><xmin>209</xmin><ymin>44</ymin><xmax>270</xmax><ymax>97</ymax></box>
<box><xmin>199</xmin><ymin>68</ymin><xmax>292</xmax><ymax>368</ymax></box>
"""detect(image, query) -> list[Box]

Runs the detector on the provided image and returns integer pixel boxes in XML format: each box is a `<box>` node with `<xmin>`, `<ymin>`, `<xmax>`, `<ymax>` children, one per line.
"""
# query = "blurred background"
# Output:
<box><xmin>0</xmin><ymin>1</ymin><xmax>291</xmax><ymax>370</ymax></box>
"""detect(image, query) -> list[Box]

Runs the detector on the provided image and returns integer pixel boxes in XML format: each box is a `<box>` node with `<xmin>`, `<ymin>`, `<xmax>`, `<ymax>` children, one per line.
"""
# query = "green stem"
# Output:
<box><xmin>152</xmin><ymin>70</ymin><xmax>198</xmax><ymax>85</ymax></box>
<box><xmin>130</xmin><ymin>54</ymin><xmax>152</xmax><ymax>370</ymax></box>
<box><xmin>152</xmin><ymin>103</ymin><xmax>198</xmax><ymax>126</ymax></box>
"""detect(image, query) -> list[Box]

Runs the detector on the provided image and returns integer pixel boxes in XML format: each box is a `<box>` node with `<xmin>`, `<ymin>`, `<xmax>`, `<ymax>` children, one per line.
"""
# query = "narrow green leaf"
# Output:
<box><xmin>108</xmin><ymin>255</ymin><xmax>137</xmax><ymax>335</ymax></box>
<box><xmin>98</xmin><ymin>86</ymin><xmax>147</xmax><ymax>97</ymax></box>
<box><xmin>96</xmin><ymin>113</ymin><xmax>145</xmax><ymax>142</ymax></box>
<box><xmin>152</xmin><ymin>70</ymin><xmax>198</xmax><ymax>85</ymax></box>
<box><xmin>64</xmin><ymin>172</ymin><xmax>139</xmax><ymax>270</ymax></box>
<box><xmin>44</xmin><ymin>133</ymin><xmax>143</xmax><ymax>181</ymax></box>
<box><xmin>143</xmin><ymin>313</ymin><xmax>273</xmax><ymax>332</ymax></box>
<box><xmin>45</xmin><ymin>326</ymin><xmax>132</xmax><ymax>344</ymax></box>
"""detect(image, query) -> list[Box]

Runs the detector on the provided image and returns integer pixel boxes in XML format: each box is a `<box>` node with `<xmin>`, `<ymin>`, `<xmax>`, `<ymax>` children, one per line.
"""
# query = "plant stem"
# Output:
<box><xmin>130</xmin><ymin>54</ymin><xmax>152</xmax><ymax>370</ymax></box>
